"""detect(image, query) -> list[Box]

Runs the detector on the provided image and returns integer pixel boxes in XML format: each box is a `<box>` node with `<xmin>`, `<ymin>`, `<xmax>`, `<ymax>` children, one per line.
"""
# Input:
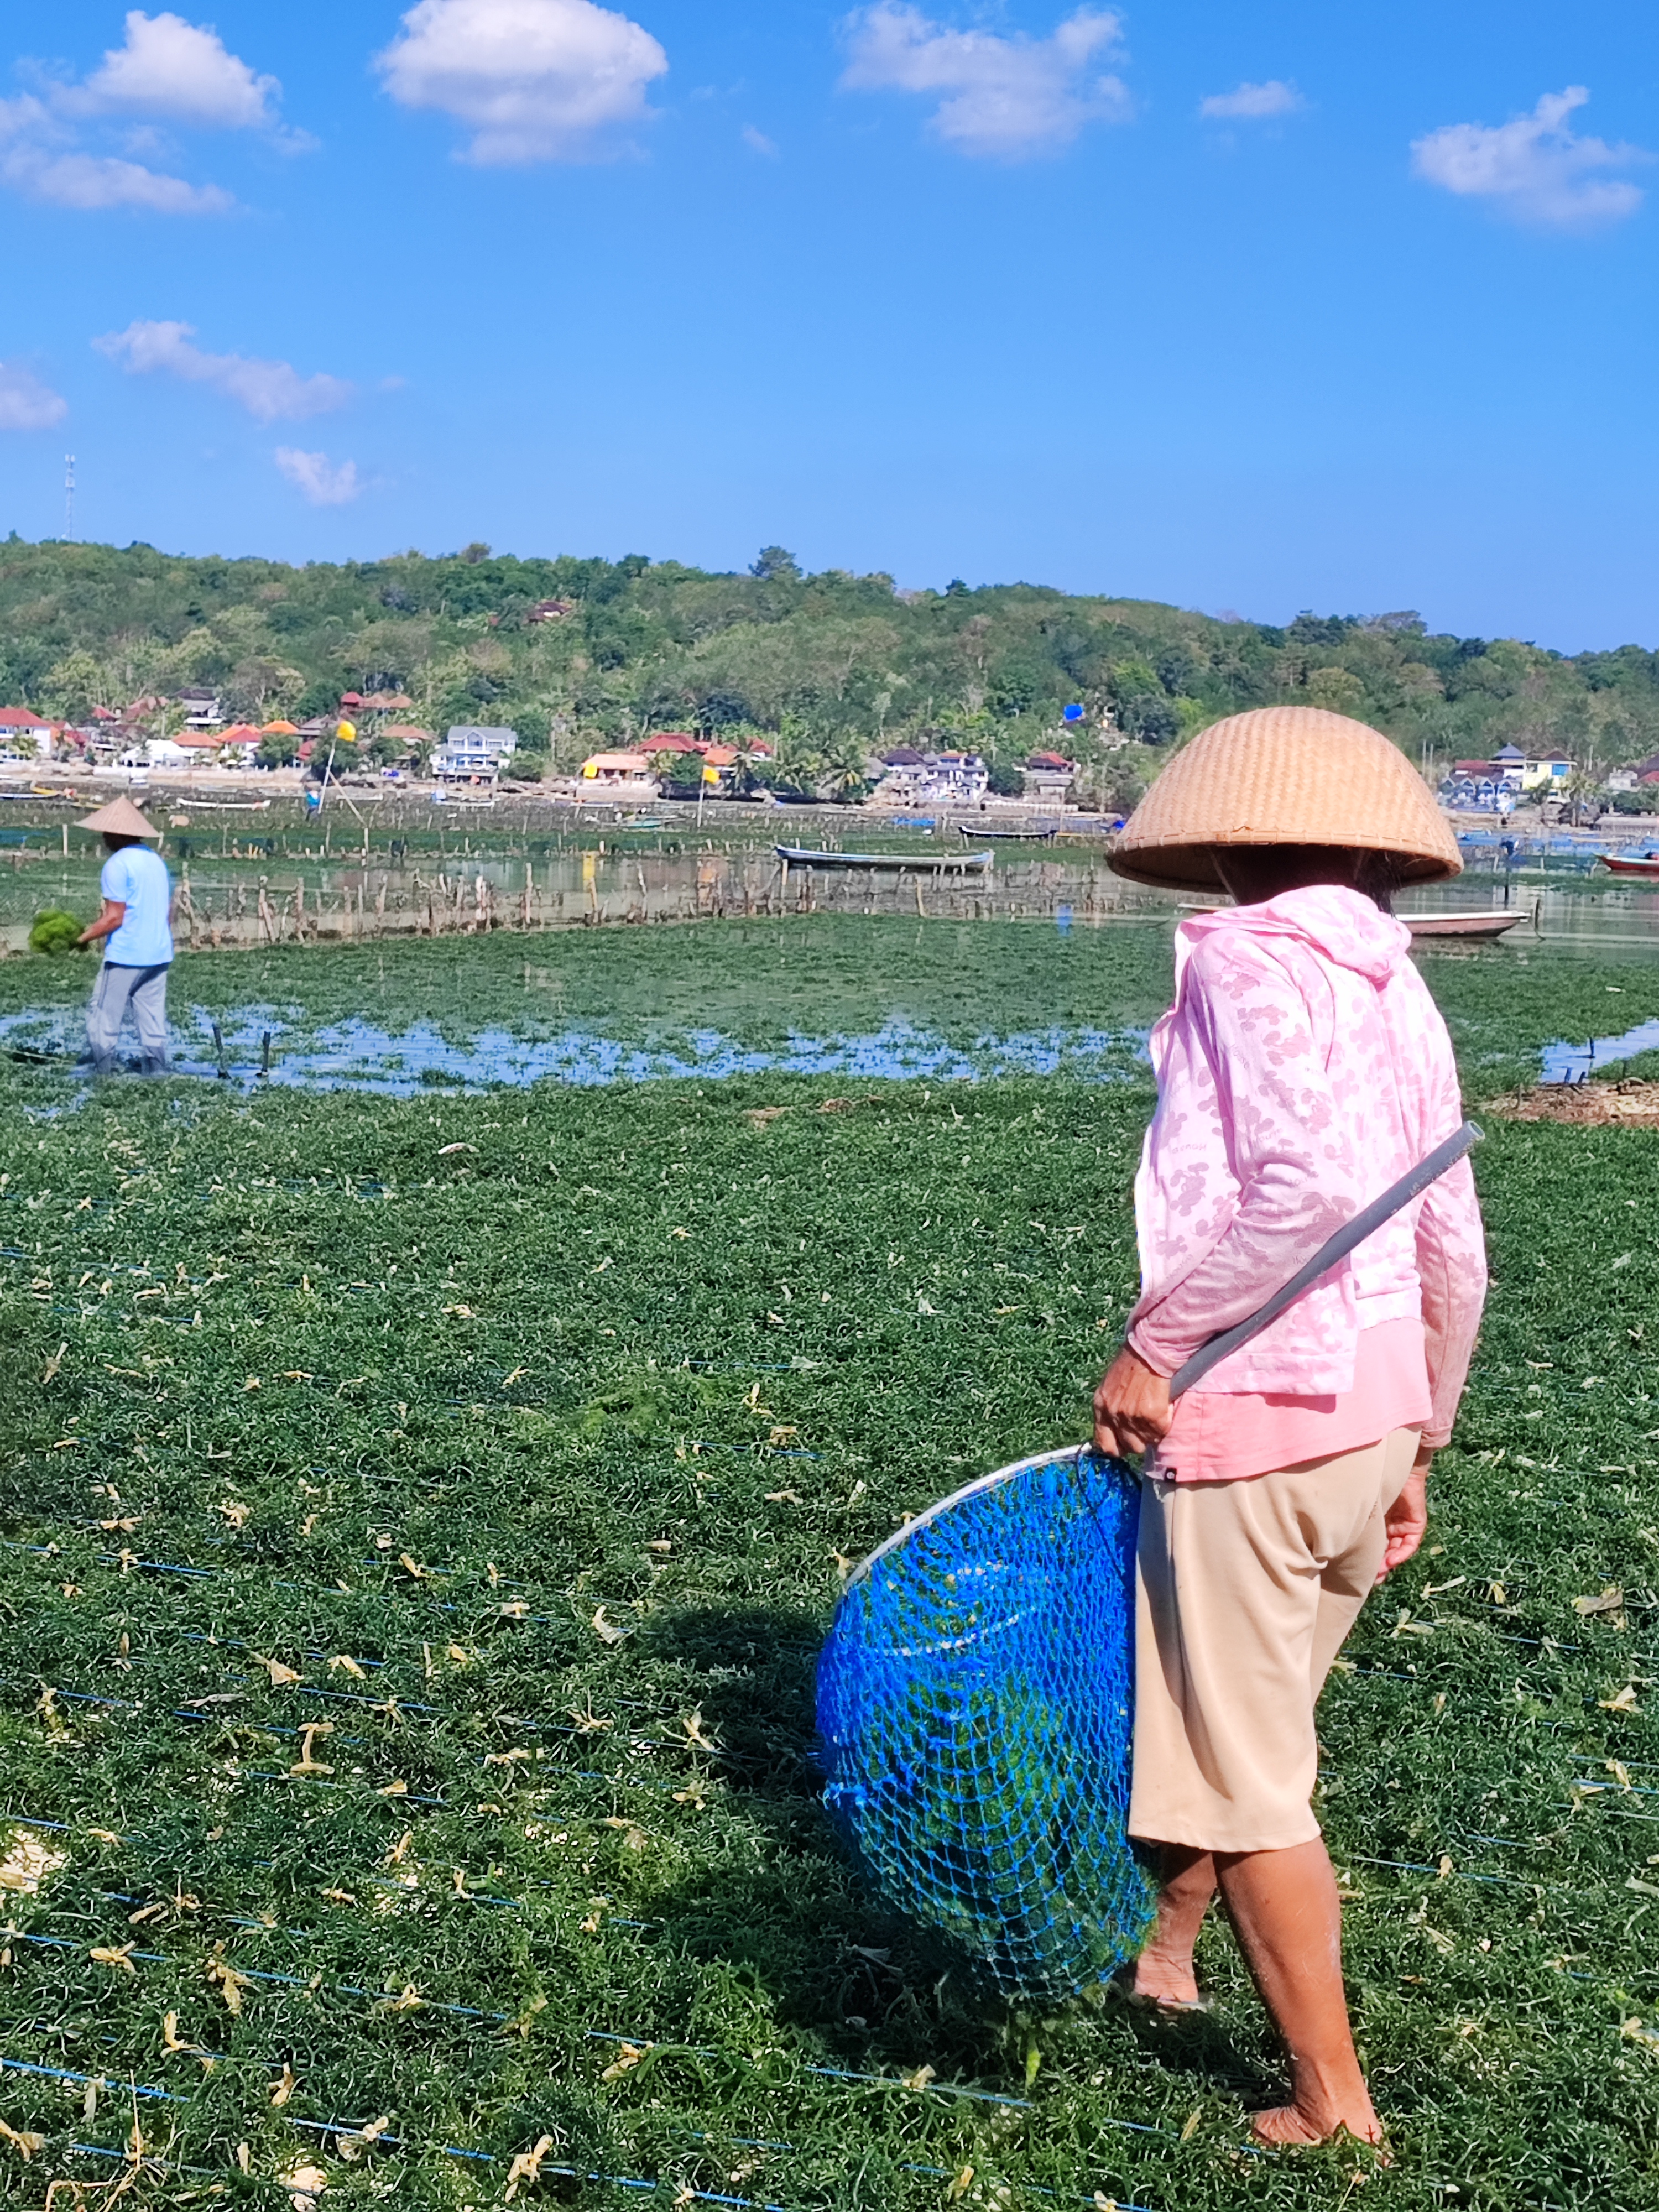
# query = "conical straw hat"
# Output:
<box><xmin>1108</xmin><ymin>705</ymin><xmax>1460</xmax><ymax>891</ymax></box>
<box><xmin>76</xmin><ymin>795</ymin><xmax>161</xmax><ymax>839</ymax></box>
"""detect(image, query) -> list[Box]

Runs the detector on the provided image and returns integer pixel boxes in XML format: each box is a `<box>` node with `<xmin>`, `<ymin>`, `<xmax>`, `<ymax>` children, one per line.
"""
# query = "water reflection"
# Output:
<box><xmin>1540</xmin><ymin>1018</ymin><xmax>1659</xmax><ymax>1084</ymax></box>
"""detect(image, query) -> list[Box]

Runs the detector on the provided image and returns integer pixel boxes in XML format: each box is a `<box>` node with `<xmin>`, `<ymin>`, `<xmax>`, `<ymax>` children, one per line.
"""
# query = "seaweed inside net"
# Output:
<box><xmin>817</xmin><ymin>1448</ymin><xmax>1153</xmax><ymax>2003</ymax></box>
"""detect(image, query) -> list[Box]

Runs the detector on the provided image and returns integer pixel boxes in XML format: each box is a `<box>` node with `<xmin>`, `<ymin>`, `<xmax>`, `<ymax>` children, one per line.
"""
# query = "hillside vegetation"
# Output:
<box><xmin>3</xmin><ymin>534</ymin><xmax>1657</xmax><ymax>804</ymax></box>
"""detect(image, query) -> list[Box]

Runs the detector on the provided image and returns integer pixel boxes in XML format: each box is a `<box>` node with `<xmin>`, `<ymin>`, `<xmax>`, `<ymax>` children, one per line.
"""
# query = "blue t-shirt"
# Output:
<box><xmin>101</xmin><ymin>845</ymin><xmax>173</xmax><ymax>967</ymax></box>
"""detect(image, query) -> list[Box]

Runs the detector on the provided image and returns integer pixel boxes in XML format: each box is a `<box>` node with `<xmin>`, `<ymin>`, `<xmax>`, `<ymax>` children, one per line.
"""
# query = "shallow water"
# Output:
<box><xmin>0</xmin><ymin>1008</ymin><xmax>1148</xmax><ymax>1095</ymax></box>
<box><xmin>1539</xmin><ymin>1016</ymin><xmax>1659</xmax><ymax>1084</ymax></box>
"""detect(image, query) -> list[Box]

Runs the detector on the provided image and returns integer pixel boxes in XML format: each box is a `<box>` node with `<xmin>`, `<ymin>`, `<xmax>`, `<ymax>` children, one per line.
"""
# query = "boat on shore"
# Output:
<box><xmin>1400</xmin><ymin>910</ymin><xmax>1526</xmax><ymax>940</ymax></box>
<box><xmin>1182</xmin><ymin>900</ymin><xmax>1526</xmax><ymax>942</ymax></box>
<box><xmin>1598</xmin><ymin>853</ymin><xmax>1659</xmax><ymax>878</ymax></box>
<box><xmin>959</xmin><ymin>824</ymin><xmax>1058</xmax><ymax>844</ymax></box>
<box><xmin>776</xmin><ymin>844</ymin><xmax>994</xmax><ymax>874</ymax></box>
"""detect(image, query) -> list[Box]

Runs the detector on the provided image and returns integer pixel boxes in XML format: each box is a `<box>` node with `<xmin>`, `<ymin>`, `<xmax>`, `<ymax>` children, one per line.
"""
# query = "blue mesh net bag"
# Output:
<box><xmin>816</xmin><ymin>1444</ymin><xmax>1153</xmax><ymax>2004</ymax></box>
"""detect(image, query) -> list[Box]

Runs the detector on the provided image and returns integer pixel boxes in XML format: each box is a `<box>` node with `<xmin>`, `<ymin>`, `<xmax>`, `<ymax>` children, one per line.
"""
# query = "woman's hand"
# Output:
<box><xmin>1376</xmin><ymin>1448</ymin><xmax>1433</xmax><ymax>1581</ymax></box>
<box><xmin>1093</xmin><ymin>1343</ymin><xmax>1174</xmax><ymax>1460</ymax></box>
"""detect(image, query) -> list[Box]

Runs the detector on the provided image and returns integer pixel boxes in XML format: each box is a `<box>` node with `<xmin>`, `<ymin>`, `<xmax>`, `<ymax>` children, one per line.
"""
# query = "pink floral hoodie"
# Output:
<box><xmin>1126</xmin><ymin>884</ymin><xmax>1486</xmax><ymax>1447</ymax></box>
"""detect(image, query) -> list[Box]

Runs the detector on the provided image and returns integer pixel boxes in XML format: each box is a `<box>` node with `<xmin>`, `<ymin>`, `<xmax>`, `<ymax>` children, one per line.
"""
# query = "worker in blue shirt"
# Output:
<box><xmin>75</xmin><ymin>796</ymin><xmax>175</xmax><ymax>1076</ymax></box>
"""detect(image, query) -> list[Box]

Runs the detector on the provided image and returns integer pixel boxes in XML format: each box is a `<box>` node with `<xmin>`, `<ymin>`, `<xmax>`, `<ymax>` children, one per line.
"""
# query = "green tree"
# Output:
<box><xmin>750</xmin><ymin>546</ymin><xmax>801</xmax><ymax>583</ymax></box>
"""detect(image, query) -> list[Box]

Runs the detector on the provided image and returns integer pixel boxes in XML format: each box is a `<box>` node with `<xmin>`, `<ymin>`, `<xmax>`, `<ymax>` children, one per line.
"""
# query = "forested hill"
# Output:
<box><xmin>2</xmin><ymin>534</ymin><xmax>1655</xmax><ymax>803</ymax></box>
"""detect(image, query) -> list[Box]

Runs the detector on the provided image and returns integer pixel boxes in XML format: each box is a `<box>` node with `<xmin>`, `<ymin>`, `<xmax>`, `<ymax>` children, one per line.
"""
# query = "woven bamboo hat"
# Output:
<box><xmin>76</xmin><ymin>795</ymin><xmax>160</xmax><ymax>839</ymax></box>
<box><xmin>1108</xmin><ymin>705</ymin><xmax>1460</xmax><ymax>891</ymax></box>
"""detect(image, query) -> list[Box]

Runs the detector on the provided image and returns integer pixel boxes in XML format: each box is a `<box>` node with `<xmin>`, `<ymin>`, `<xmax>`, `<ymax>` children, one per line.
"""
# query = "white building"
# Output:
<box><xmin>179</xmin><ymin>690</ymin><xmax>223</xmax><ymax>731</ymax></box>
<box><xmin>433</xmin><ymin>724</ymin><xmax>518</xmax><ymax>781</ymax></box>
<box><xmin>870</xmin><ymin>748</ymin><xmax>990</xmax><ymax>808</ymax></box>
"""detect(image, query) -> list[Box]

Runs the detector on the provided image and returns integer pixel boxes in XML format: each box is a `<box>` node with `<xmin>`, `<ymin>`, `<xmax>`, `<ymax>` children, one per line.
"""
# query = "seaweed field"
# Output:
<box><xmin>0</xmin><ymin>919</ymin><xmax>1656</xmax><ymax>2211</ymax></box>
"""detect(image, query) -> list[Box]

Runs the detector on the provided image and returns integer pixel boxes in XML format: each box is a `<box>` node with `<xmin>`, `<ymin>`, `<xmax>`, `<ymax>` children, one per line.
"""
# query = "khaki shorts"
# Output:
<box><xmin>1129</xmin><ymin>1428</ymin><xmax>1420</xmax><ymax>1855</ymax></box>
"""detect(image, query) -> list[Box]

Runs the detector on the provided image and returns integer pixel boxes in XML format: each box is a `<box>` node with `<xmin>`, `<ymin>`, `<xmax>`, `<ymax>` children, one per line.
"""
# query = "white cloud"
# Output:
<box><xmin>96</xmin><ymin>321</ymin><xmax>353</xmax><ymax>420</ymax></box>
<box><xmin>375</xmin><ymin>0</ymin><xmax>669</xmax><ymax>164</ymax></box>
<box><xmin>1412</xmin><ymin>87</ymin><xmax>1648</xmax><ymax>231</ymax></box>
<box><xmin>71</xmin><ymin>11</ymin><xmax>279</xmax><ymax>129</ymax></box>
<box><xmin>0</xmin><ymin>362</ymin><xmax>67</xmax><ymax>431</ymax></box>
<box><xmin>274</xmin><ymin>448</ymin><xmax>363</xmax><ymax>505</ymax></box>
<box><xmin>4</xmin><ymin>143</ymin><xmax>233</xmax><ymax>211</ymax></box>
<box><xmin>742</xmin><ymin>123</ymin><xmax>778</xmax><ymax>156</ymax></box>
<box><xmin>0</xmin><ymin>13</ymin><xmax>296</xmax><ymax>213</ymax></box>
<box><xmin>1199</xmin><ymin>79</ymin><xmax>1303</xmax><ymax>122</ymax></box>
<box><xmin>839</xmin><ymin>3</ymin><xmax>1129</xmax><ymax>161</ymax></box>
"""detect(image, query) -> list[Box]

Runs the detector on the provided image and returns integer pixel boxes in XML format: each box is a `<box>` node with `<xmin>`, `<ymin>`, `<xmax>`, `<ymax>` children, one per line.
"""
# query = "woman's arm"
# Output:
<box><xmin>1126</xmin><ymin>937</ymin><xmax>1364</xmax><ymax>1380</ymax></box>
<box><xmin>77</xmin><ymin>900</ymin><xmax>126</xmax><ymax>947</ymax></box>
<box><xmin>1415</xmin><ymin>1150</ymin><xmax>1486</xmax><ymax>1447</ymax></box>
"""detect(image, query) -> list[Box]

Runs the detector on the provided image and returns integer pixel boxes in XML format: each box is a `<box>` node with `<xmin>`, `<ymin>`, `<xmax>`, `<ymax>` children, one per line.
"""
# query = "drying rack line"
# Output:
<box><xmin>0</xmin><ymin>2059</ymin><xmax>1158</xmax><ymax>2212</ymax></box>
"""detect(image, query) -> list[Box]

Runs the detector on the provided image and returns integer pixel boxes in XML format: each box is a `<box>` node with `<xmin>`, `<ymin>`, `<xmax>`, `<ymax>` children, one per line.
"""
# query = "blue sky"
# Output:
<box><xmin>0</xmin><ymin>1</ymin><xmax>1655</xmax><ymax>649</ymax></box>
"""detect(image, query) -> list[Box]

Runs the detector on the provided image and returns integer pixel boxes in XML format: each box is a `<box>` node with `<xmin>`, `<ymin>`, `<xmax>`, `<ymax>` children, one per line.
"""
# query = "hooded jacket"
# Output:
<box><xmin>1126</xmin><ymin>883</ymin><xmax>1486</xmax><ymax>1447</ymax></box>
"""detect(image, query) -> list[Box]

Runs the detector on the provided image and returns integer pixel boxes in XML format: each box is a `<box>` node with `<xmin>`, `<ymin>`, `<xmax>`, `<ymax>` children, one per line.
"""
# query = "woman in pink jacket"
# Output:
<box><xmin>1093</xmin><ymin>706</ymin><xmax>1486</xmax><ymax>2150</ymax></box>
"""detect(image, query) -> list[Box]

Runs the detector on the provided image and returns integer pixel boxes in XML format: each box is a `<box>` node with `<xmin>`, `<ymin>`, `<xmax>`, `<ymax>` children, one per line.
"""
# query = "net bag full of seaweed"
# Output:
<box><xmin>815</xmin><ymin>1445</ymin><xmax>1152</xmax><ymax>2004</ymax></box>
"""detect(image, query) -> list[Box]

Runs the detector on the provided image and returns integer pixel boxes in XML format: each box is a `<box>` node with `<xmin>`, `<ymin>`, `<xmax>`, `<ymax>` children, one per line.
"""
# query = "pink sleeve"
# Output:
<box><xmin>1127</xmin><ymin>937</ymin><xmax>1364</xmax><ymax>1378</ymax></box>
<box><xmin>1412</xmin><ymin>1029</ymin><xmax>1488</xmax><ymax>1448</ymax></box>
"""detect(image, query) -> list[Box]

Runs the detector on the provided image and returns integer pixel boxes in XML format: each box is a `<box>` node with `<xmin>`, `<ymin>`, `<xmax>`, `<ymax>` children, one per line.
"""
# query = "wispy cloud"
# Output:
<box><xmin>375</xmin><ymin>0</ymin><xmax>669</xmax><ymax>164</ymax></box>
<box><xmin>1412</xmin><ymin>87</ymin><xmax>1648</xmax><ymax>231</ymax></box>
<box><xmin>0</xmin><ymin>11</ymin><xmax>300</xmax><ymax>213</ymax></box>
<box><xmin>1</xmin><ymin>131</ymin><xmax>234</xmax><ymax>212</ymax></box>
<box><xmin>741</xmin><ymin>123</ymin><xmax>778</xmax><ymax>156</ymax></box>
<box><xmin>0</xmin><ymin>362</ymin><xmax>67</xmax><ymax>431</ymax></box>
<box><xmin>840</xmin><ymin>3</ymin><xmax>1129</xmax><ymax>161</ymax></box>
<box><xmin>1199</xmin><ymin>79</ymin><xmax>1303</xmax><ymax>123</ymax></box>
<box><xmin>96</xmin><ymin>321</ymin><xmax>353</xmax><ymax>421</ymax></box>
<box><xmin>274</xmin><ymin>448</ymin><xmax>363</xmax><ymax>505</ymax></box>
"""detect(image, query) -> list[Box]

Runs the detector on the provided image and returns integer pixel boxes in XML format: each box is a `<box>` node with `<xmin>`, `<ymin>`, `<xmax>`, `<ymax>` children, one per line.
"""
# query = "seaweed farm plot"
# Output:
<box><xmin>0</xmin><ymin>915</ymin><xmax>1177</xmax><ymax>1095</ymax></box>
<box><xmin>0</xmin><ymin>926</ymin><xmax>1655</xmax><ymax>2209</ymax></box>
<box><xmin>0</xmin><ymin>1008</ymin><xmax>1147</xmax><ymax>1094</ymax></box>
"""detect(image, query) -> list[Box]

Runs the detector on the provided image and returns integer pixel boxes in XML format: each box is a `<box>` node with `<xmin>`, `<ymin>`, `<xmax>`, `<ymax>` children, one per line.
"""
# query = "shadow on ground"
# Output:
<box><xmin>635</xmin><ymin>1604</ymin><xmax>1281</xmax><ymax>2109</ymax></box>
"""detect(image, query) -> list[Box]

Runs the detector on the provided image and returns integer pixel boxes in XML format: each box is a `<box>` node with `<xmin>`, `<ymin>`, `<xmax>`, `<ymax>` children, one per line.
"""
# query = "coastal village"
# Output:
<box><xmin>0</xmin><ymin>684</ymin><xmax>1653</xmax><ymax>827</ymax></box>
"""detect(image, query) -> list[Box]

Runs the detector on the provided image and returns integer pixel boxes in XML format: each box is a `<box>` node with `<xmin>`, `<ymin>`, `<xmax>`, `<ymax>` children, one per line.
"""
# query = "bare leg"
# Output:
<box><xmin>1214</xmin><ymin>1837</ymin><xmax>1382</xmax><ymax>2147</ymax></box>
<box><xmin>1131</xmin><ymin>1844</ymin><xmax>1216</xmax><ymax>2007</ymax></box>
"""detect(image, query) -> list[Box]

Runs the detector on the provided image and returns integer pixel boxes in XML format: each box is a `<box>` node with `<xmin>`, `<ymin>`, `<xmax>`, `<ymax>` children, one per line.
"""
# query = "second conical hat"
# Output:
<box><xmin>76</xmin><ymin>795</ymin><xmax>161</xmax><ymax>839</ymax></box>
<box><xmin>1108</xmin><ymin>705</ymin><xmax>1460</xmax><ymax>891</ymax></box>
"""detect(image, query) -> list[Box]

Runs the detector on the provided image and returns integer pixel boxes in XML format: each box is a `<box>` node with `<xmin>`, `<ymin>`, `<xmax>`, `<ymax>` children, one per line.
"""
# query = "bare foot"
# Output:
<box><xmin>1251</xmin><ymin>2102</ymin><xmax>1387</xmax><ymax>2153</ymax></box>
<box><xmin>1131</xmin><ymin>1945</ymin><xmax>1203</xmax><ymax>2010</ymax></box>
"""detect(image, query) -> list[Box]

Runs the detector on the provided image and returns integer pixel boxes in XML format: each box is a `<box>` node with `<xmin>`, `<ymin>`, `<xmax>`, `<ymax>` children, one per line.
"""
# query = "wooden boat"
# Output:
<box><xmin>1598</xmin><ymin>853</ymin><xmax>1659</xmax><ymax>877</ymax></box>
<box><xmin>776</xmin><ymin>844</ymin><xmax>994</xmax><ymax>874</ymax></box>
<box><xmin>959</xmin><ymin>824</ymin><xmax>1058</xmax><ymax>844</ymax></box>
<box><xmin>1400</xmin><ymin>910</ymin><xmax>1525</xmax><ymax>940</ymax></box>
<box><xmin>1183</xmin><ymin>900</ymin><xmax>1526</xmax><ymax>942</ymax></box>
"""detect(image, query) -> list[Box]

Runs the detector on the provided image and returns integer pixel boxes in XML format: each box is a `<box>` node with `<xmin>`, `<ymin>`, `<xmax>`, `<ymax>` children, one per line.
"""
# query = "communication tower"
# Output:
<box><xmin>64</xmin><ymin>454</ymin><xmax>75</xmax><ymax>541</ymax></box>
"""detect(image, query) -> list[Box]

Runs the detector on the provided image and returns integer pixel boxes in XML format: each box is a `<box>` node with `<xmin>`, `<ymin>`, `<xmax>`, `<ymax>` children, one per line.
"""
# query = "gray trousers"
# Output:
<box><xmin>87</xmin><ymin>962</ymin><xmax>170</xmax><ymax>1076</ymax></box>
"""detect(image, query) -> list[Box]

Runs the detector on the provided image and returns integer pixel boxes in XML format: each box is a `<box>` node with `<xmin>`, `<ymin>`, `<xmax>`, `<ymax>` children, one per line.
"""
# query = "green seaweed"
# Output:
<box><xmin>0</xmin><ymin>924</ymin><xmax>1650</xmax><ymax>2209</ymax></box>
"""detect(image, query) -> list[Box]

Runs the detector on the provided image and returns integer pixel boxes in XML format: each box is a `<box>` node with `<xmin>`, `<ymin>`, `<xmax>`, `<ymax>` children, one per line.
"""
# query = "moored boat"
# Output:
<box><xmin>1598</xmin><ymin>853</ymin><xmax>1659</xmax><ymax>877</ymax></box>
<box><xmin>776</xmin><ymin>844</ymin><xmax>994</xmax><ymax>874</ymax></box>
<box><xmin>1181</xmin><ymin>900</ymin><xmax>1527</xmax><ymax>940</ymax></box>
<box><xmin>1400</xmin><ymin>910</ymin><xmax>1526</xmax><ymax>940</ymax></box>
